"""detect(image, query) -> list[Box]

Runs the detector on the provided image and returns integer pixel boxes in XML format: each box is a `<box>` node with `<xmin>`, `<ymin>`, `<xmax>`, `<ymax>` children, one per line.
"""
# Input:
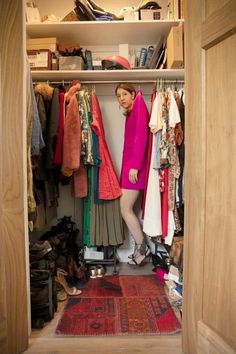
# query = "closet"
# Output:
<box><xmin>28</xmin><ymin>0</ymin><xmax>185</xmax><ymax>343</ymax></box>
<box><xmin>1</xmin><ymin>0</ymin><xmax>236</xmax><ymax>354</ymax></box>
<box><xmin>26</xmin><ymin>0</ymin><xmax>184</xmax><ymax>262</ymax></box>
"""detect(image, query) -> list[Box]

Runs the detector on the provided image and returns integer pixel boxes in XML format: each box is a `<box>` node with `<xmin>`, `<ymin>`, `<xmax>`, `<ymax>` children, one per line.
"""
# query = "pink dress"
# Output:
<box><xmin>120</xmin><ymin>91</ymin><xmax>149</xmax><ymax>190</ymax></box>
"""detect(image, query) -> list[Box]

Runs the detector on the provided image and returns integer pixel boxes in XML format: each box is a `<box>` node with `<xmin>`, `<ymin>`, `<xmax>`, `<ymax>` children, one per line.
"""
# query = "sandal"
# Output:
<box><xmin>128</xmin><ymin>244</ymin><xmax>151</xmax><ymax>267</ymax></box>
<box><xmin>55</xmin><ymin>268</ymin><xmax>82</xmax><ymax>296</ymax></box>
<box><xmin>128</xmin><ymin>243</ymin><xmax>138</xmax><ymax>259</ymax></box>
<box><xmin>57</xmin><ymin>289</ymin><xmax>67</xmax><ymax>302</ymax></box>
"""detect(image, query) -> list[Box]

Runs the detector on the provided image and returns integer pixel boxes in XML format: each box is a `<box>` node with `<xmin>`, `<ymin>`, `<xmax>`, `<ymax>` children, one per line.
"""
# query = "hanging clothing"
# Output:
<box><xmin>177</xmin><ymin>91</ymin><xmax>185</xmax><ymax>230</ymax></box>
<box><xmin>78</xmin><ymin>90</ymin><xmax>94</xmax><ymax>166</ymax></box>
<box><xmin>45</xmin><ymin>88</ymin><xmax>60</xmax><ymax>170</ymax></box>
<box><xmin>142</xmin><ymin>90</ymin><xmax>156</xmax><ymax>218</ymax></box>
<box><xmin>167</xmin><ymin>90</ymin><xmax>181</xmax><ymax>210</ymax></box>
<box><xmin>30</xmin><ymin>79</ymin><xmax>45</xmax><ymax>156</ymax></box>
<box><xmin>90</xmin><ymin>168</ymin><xmax>124</xmax><ymax>246</ymax></box>
<box><xmin>26</xmin><ymin>63</ymin><xmax>37</xmax><ymax>228</ymax></box>
<box><xmin>163</xmin><ymin>210</ymin><xmax>176</xmax><ymax>246</ymax></box>
<box><xmin>54</xmin><ymin>91</ymin><xmax>65</xmax><ymax>165</ymax></box>
<box><xmin>143</xmin><ymin>92</ymin><xmax>162</xmax><ymax>237</ymax></box>
<box><xmin>160</xmin><ymin>167</ymin><xmax>169</xmax><ymax>237</ymax></box>
<box><xmin>62</xmin><ymin>93</ymin><xmax>81</xmax><ymax>173</ymax></box>
<box><xmin>28</xmin><ymin>78</ymin><xmax>60</xmax><ymax>230</ymax></box>
<box><xmin>91</xmin><ymin>92</ymin><xmax>121</xmax><ymax>200</ymax></box>
<box><xmin>72</xmin><ymin>160</ymin><xmax>88</xmax><ymax>198</ymax></box>
<box><xmin>83</xmin><ymin>165</ymin><xmax>93</xmax><ymax>246</ymax></box>
<box><xmin>120</xmin><ymin>91</ymin><xmax>149</xmax><ymax>190</ymax></box>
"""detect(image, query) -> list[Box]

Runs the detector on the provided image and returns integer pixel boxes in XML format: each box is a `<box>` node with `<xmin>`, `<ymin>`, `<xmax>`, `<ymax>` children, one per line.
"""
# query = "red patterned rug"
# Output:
<box><xmin>55</xmin><ymin>275</ymin><xmax>181</xmax><ymax>336</ymax></box>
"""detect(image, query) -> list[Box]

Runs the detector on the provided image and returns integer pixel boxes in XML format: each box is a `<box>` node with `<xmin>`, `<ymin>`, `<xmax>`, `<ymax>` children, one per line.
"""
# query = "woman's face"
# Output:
<box><xmin>116</xmin><ymin>88</ymin><xmax>135</xmax><ymax>112</ymax></box>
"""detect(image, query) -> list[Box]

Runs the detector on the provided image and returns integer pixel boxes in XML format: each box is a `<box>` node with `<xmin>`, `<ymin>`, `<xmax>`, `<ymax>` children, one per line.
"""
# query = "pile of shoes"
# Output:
<box><xmin>29</xmin><ymin>242</ymin><xmax>57</xmax><ymax>329</ymax></box>
<box><xmin>39</xmin><ymin>216</ymin><xmax>87</xmax><ymax>281</ymax></box>
<box><xmin>29</xmin><ymin>216</ymin><xmax>87</xmax><ymax>327</ymax></box>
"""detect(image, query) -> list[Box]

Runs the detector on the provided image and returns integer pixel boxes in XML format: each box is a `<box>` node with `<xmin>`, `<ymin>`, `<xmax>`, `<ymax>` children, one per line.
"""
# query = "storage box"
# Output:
<box><xmin>26</xmin><ymin>3</ymin><xmax>41</xmax><ymax>23</ymax></box>
<box><xmin>27</xmin><ymin>37</ymin><xmax>58</xmax><ymax>52</ymax></box>
<box><xmin>58</xmin><ymin>56</ymin><xmax>84</xmax><ymax>70</ymax></box>
<box><xmin>92</xmin><ymin>60</ymin><xmax>102</xmax><ymax>70</ymax></box>
<box><xmin>84</xmin><ymin>249</ymin><xmax>104</xmax><ymax>260</ymax></box>
<box><xmin>140</xmin><ymin>9</ymin><xmax>163</xmax><ymax>20</ymax></box>
<box><xmin>58</xmin><ymin>42</ymin><xmax>81</xmax><ymax>53</ymax></box>
<box><xmin>166</xmin><ymin>24</ymin><xmax>184</xmax><ymax>69</ymax></box>
<box><xmin>27</xmin><ymin>49</ymin><xmax>52</xmax><ymax>70</ymax></box>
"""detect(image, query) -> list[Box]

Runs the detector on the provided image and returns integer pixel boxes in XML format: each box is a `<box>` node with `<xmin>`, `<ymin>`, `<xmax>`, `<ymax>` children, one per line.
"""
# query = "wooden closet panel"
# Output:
<box><xmin>183</xmin><ymin>0</ymin><xmax>236</xmax><ymax>352</ymax></box>
<box><xmin>182</xmin><ymin>0</ymin><xmax>206</xmax><ymax>352</ymax></box>
<box><xmin>206</xmin><ymin>0</ymin><xmax>230</xmax><ymax>17</ymax></box>
<box><xmin>203</xmin><ymin>34</ymin><xmax>236</xmax><ymax>348</ymax></box>
<box><xmin>0</xmin><ymin>1</ymin><xmax>29</xmax><ymax>353</ymax></box>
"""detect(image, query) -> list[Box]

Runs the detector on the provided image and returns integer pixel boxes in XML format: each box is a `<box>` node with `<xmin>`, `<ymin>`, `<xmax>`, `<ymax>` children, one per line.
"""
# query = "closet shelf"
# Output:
<box><xmin>31</xmin><ymin>69</ymin><xmax>184</xmax><ymax>82</ymax></box>
<box><xmin>26</xmin><ymin>20</ymin><xmax>183</xmax><ymax>46</ymax></box>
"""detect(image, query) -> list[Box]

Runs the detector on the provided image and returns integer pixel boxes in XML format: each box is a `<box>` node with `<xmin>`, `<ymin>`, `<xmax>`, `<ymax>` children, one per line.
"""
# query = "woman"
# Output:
<box><xmin>116</xmin><ymin>83</ymin><xmax>150</xmax><ymax>266</ymax></box>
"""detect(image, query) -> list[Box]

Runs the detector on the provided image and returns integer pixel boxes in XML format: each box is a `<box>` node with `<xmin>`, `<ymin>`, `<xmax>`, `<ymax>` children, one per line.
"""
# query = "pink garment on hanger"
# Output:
<box><xmin>91</xmin><ymin>92</ymin><xmax>121</xmax><ymax>200</ymax></box>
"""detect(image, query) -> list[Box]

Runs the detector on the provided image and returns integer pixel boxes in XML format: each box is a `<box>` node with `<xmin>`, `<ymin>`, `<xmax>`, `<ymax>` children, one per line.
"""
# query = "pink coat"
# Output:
<box><xmin>120</xmin><ymin>91</ymin><xmax>149</xmax><ymax>190</ymax></box>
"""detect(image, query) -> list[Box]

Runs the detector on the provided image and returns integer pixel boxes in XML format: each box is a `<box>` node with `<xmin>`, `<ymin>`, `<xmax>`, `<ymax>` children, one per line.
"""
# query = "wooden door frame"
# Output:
<box><xmin>6</xmin><ymin>1</ymin><xmax>236</xmax><ymax>353</ymax></box>
<box><xmin>0</xmin><ymin>1</ymin><xmax>29</xmax><ymax>353</ymax></box>
<box><xmin>183</xmin><ymin>0</ymin><xmax>236</xmax><ymax>353</ymax></box>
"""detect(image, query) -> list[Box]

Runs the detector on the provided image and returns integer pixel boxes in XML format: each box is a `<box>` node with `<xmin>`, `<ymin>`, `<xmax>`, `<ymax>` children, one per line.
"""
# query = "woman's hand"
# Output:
<box><xmin>129</xmin><ymin>169</ymin><xmax>138</xmax><ymax>184</ymax></box>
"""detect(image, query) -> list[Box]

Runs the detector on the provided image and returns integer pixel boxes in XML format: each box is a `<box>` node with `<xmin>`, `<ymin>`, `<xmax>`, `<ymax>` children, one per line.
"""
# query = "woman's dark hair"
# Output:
<box><xmin>115</xmin><ymin>83</ymin><xmax>136</xmax><ymax>97</ymax></box>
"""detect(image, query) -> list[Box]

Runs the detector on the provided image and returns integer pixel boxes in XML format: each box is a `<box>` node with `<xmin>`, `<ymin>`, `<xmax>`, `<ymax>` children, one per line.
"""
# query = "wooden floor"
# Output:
<box><xmin>24</xmin><ymin>262</ymin><xmax>183</xmax><ymax>354</ymax></box>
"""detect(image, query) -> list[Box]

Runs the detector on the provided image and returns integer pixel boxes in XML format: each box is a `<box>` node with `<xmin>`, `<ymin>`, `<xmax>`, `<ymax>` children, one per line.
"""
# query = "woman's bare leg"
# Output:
<box><xmin>120</xmin><ymin>189</ymin><xmax>149</xmax><ymax>264</ymax></box>
<box><xmin>120</xmin><ymin>189</ymin><xmax>143</xmax><ymax>244</ymax></box>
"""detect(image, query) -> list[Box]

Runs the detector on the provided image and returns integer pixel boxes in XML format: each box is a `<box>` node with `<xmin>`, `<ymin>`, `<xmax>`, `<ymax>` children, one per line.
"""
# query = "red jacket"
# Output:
<box><xmin>91</xmin><ymin>92</ymin><xmax>122</xmax><ymax>200</ymax></box>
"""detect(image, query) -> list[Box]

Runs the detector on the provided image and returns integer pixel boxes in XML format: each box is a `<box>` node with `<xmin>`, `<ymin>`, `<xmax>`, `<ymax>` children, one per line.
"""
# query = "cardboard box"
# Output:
<box><xmin>27</xmin><ymin>37</ymin><xmax>58</xmax><ymax>52</ymax></box>
<box><xmin>166</xmin><ymin>24</ymin><xmax>184</xmax><ymax>69</ymax></box>
<box><xmin>27</xmin><ymin>49</ymin><xmax>52</xmax><ymax>70</ymax></box>
<box><xmin>58</xmin><ymin>42</ymin><xmax>81</xmax><ymax>53</ymax></box>
<box><xmin>59</xmin><ymin>56</ymin><xmax>84</xmax><ymax>70</ymax></box>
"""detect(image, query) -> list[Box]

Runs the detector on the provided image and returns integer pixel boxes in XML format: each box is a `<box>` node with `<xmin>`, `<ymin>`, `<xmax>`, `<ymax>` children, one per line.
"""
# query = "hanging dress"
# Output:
<box><xmin>143</xmin><ymin>91</ymin><xmax>163</xmax><ymax>237</ymax></box>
